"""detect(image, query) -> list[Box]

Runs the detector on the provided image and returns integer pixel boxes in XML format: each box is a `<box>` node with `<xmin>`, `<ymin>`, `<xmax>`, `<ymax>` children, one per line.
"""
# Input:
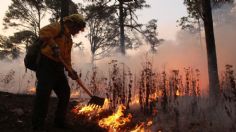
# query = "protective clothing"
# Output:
<box><xmin>32</xmin><ymin>55</ymin><xmax>70</xmax><ymax>129</ymax></box>
<box><xmin>32</xmin><ymin>14</ymin><xmax>85</xmax><ymax>130</ymax></box>
<box><xmin>39</xmin><ymin>22</ymin><xmax>73</xmax><ymax>69</ymax></box>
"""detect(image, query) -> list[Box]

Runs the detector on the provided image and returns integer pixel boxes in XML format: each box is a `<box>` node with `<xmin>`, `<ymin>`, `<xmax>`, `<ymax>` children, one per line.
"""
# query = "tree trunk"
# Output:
<box><xmin>202</xmin><ymin>0</ymin><xmax>220</xmax><ymax>100</ymax></box>
<box><xmin>60</xmin><ymin>0</ymin><xmax>69</xmax><ymax>33</ymax></box>
<box><xmin>37</xmin><ymin>10</ymin><xmax>41</xmax><ymax>36</ymax></box>
<box><xmin>61</xmin><ymin>0</ymin><xmax>69</xmax><ymax>17</ymax></box>
<box><xmin>91</xmin><ymin>41</ymin><xmax>96</xmax><ymax>65</ymax></box>
<box><xmin>91</xmin><ymin>52</ymin><xmax>95</xmax><ymax>66</ymax></box>
<box><xmin>119</xmin><ymin>0</ymin><xmax>125</xmax><ymax>55</ymax></box>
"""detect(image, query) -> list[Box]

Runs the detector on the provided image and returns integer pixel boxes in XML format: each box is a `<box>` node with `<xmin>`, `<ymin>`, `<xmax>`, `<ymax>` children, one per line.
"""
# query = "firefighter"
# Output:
<box><xmin>32</xmin><ymin>14</ymin><xmax>86</xmax><ymax>131</ymax></box>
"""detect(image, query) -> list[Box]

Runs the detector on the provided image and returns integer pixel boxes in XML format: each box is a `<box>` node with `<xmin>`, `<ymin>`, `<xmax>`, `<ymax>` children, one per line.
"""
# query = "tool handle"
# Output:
<box><xmin>75</xmin><ymin>79</ymin><xmax>93</xmax><ymax>97</ymax></box>
<box><xmin>58</xmin><ymin>56</ymin><xmax>93</xmax><ymax>97</ymax></box>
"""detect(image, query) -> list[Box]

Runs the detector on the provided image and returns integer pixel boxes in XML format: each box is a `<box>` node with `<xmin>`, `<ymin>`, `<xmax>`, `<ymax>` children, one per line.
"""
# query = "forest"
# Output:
<box><xmin>0</xmin><ymin>0</ymin><xmax>236</xmax><ymax>132</ymax></box>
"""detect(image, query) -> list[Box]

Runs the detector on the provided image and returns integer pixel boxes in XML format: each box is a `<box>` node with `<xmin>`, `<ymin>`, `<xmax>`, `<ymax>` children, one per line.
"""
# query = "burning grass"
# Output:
<box><xmin>72</xmin><ymin>99</ymin><xmax>134</xmax><ymax>131</ymax></box>
<box><xmin>1</xmin><ymin>60</ymin><xmax>236</xmax><ymax>131</ymax></box>
<box><xmin>130</xmin><ymin>120</ymin><xmax>153</xmax><ymax>132</ymax></box>
<box><xmin>98</xmin><ymin>104</ymin><xmax>132</xmax><ymax>131</ymax></box>
<box><xmin>71</xmin><ymin>102</ymin><xmax>155</xmax><ymax>132</ymax></box>
<box><xmin>68</xmin><ymin>62</ymin><xmax>236</xmax><ymax>131</ymax></box>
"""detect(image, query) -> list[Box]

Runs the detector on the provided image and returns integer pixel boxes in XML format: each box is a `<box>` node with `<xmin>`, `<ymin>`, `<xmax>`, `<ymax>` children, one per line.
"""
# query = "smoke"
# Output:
<box><xmin>0</xmin><ymin>57</ymin><xmax>36</xmax><ymax>93</ymax></box>
<box><xmin>0</xmin><ymin>3</ymin><xmax>236</xmax><ymax>95</ymax></box>
<box><xmin>214</xmin><ymin>7</ymin><xmax>236</xmax><ymax>70</ymax></box>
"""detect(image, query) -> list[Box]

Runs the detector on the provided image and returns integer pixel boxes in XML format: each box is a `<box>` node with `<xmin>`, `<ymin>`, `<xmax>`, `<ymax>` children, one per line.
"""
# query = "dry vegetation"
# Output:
<box><xmin>0</xmin><ymin>60</ymin><xmax>235</xmax><ymax>132</ymax></box>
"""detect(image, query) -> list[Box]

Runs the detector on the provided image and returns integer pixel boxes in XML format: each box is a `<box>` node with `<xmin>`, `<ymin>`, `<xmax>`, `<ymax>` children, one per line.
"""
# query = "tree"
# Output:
<box><xmin>83</xmin><ymin>0</ymin><xmax>160</xmax><ymax>59</ymax></box>
<box><xmin>45</xmin><ymin>0</ymin><xmax>78</xmax><ymax>22</ymax></box>
<box><xmin>179</xmin><ymin>0</ymin><xmax>234</xmax><ymax>100</ymax></box>
<box><xmin>202</xmin><ymin>0</ymin><xmax>220</xmax><ymax>100</ymax></box>
<box><xmin>0</xmin><ymin>35</ymin><xmax>20</xmax><ymax>60</ymax></box>
<box><xmin>0</xmin><ymin>30</ymin><xmax>37</xmax><ymax>60</ymax></box>
<box><xmin>82</xmin><ymin>1</ymin><xmax>119</xmax><ymax>64</ymax></box>
<box><xmin>117</xmin><ymin>0</ymin><xmax>150</xmax><ymax>54</ymax></box>
<box><xmin>178</xmin><ymin>0</ymin><xmax>234</xmax><ymax>32</ymax></box>
<box><xmin>142</xmin><ymin>19</ymin><xmax>162</xmax><ymax>53</ymax></box>
<box><xmin>3</xmin><ymin>0</ymin><xmax>47</xmax><ymax>35</ymax></box>
<box><xmin>1</xmin><ymin>0</ymin><xmax>48</xmax><ymax>60</ymax></box>
<box><xmin>1</xmin><ymin>0</ymin><xmax>80</xmax><ymax>60</ymax></box>
<box><xmin>85</xmin><ymin>0</ymin><xmax>153</xmax><ymax>55</ymax></box>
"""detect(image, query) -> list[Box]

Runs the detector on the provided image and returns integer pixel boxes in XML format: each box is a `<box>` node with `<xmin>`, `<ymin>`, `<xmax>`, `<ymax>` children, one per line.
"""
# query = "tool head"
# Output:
<box><xmin>88</xmin><ymin>96</ymin><xmax>105</xmax><ymax>107</ymax></box>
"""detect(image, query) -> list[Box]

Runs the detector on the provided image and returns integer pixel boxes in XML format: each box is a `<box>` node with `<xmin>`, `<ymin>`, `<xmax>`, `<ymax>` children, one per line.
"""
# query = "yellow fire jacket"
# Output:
<box><xmin>39</xmin><ymin>22</ymin><xmax>73</xmax><ymax>69</ymax></box>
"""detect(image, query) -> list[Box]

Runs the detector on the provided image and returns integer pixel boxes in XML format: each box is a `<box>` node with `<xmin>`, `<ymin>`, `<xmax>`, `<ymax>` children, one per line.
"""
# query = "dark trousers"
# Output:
<box><xmin>32</xmin><ymin>55</ymin><xmax>70</xmax><ymax>128</ymax></box>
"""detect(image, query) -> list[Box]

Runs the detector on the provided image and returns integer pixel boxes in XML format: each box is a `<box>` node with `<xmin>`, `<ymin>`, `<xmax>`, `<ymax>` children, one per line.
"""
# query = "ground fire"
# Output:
<box><xmin>98</xmin><ymin>104</ymin><xmax>132</xmax><ymax>131</ymax></box>
<box><xmin>130</xmin><ymin>120</ymin><xmax>153</xmax><ymax>132</ymax></box>
<box><xmin>67</xmin><ymin>60</ymin><xmax>235</xmax><ymax>132</ymax></box>
<box><xmin>27</xmin><ymin>87</ymin><xmax>36</xmax><ymax>94</ymax></box>
<box><xmin>1</xmin><ymin>61</ymin><xmax>236</xmax><ymax>131</ymax></box>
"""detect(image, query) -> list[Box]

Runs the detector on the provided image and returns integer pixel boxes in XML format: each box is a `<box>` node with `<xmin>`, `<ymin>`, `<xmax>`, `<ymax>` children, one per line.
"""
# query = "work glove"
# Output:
<box><xmin>51</xmin><ymin>44</ymin><xmax>60</xmax><ymax>57</ymax></box>
<box><xmin>68</xmin><ymin>69</ymin><xmax>79</xmax><ymax>80</ymax></box>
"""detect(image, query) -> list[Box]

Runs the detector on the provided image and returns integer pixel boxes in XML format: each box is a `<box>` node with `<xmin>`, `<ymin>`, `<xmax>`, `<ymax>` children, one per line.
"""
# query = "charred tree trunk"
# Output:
<box><xmin>202</xmin><ymin>0</ymin><xmax>220</xmax><ymax>100</ymax></box>
<box><xmin>127</xmin><ymin>70</ymin><xmax>132</xmax><ymax>109</ymax></box>
<box><xmin>161</xmin><ymin>71</ymin><xmax>168</xmax><ymax>113</ymax></box>
<box><xmin>145</xmin><ymin>73</ymin><xmax>150</xmax><ymax>114</ymax></box>
<box><xmin>119</xmin><ymin>0</ymin><xmax>125</xmax><ymax>55</ymax></box>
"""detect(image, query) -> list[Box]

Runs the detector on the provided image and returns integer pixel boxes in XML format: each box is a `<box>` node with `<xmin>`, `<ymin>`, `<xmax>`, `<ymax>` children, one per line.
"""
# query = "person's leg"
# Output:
<box><xmin>32</xmin><ymin>80</ymin><xmax>53</xmax><ymax>129</ymax></box>
<box><xmin>32</xmin><ymin>54</ymin><xmax>65</xmax><ymax>130</ymax></box>
<box><xmin>53</xmin><ymin>76</ymin><xmax>70</xmax><ymax>126</ymax></box>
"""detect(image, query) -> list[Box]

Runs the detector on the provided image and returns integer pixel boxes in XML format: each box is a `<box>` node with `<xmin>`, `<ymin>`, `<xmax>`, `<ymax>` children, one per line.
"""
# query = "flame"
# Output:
<box><xmin>79</xmin><ymin>104</ymin><xmax>100</xmax><ymax>114</ymax></box>
<box><xmin>176</xmin><ymin>89</ymin><xmax>180</xmax><ymax>96</ymax></box>
<box><xmin>70</xmin><ymin>91</ymin><xmax>80</xmax><ymax>98</ymax></box>
<box><xmin>72</xmin><ymin>104</ymin><xmax>103</xmax><ymax>119</ymax></box>
<box><xmin>72</xmin><ymin>99</ymin><xmax>157</xmax><ymax>132</ymax></box>
<box><xmin>72</xmin><ymin>98</ymin><xmax>109</xmax><ymax>116</ymax></box>
<box><xmin>130</xmin><ymin>95</ymin><xmax>140</xmax><ymax>105</ymax></box>
<box><xmin>102</xmin><ymin>98</ymin><xmax>110</xmax><ymax>110</ymax></box>
<box><xmin>98</xmin><ymin>104</ymin><xmax>132</xmax><ymax>130</ymax></box>
<box><xmin>147</xmin><ymin>120</ymin><xmax>153</xmax><ymax>126</ymax></box>
<box><xmin>130</xmin><ymin>120</ymin><xmax>153</xmax><ymax>132</ymax></box>
<box><xmin>130</xmin><ymin>122</ymin><xmax>145</xmax><ymax>132</ymax></box>
<box><xmin>27</xmin><ymin>87</ymin><xmax>36</xmax><ymax>94</ymax></box>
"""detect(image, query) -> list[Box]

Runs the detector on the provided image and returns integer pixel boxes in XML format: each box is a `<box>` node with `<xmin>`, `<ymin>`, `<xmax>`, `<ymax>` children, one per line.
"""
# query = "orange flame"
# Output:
<box><xmin>79</xmin><ymin>104</ymin><xmax>100</xmax><ymax>114</ymax></box>
<box><xmin>176</xmin><ymin>89</ymin><xmax>180</xmax><ymax>96</ymax></box>
<box><xmin>130</xmin><ymin>122</ymin><xmax>145</xmax><ymax>132</ymax></box>
<box><xmin>130</xmin><ymin>120</ymin><xmax>153</xmax><ymax>132</ymax></box>
<box><xmin>98</xmin><ymin>104</ymin><xmax>132</xmax><ymax>130</ymax></box>
<box><xmin>27</xmin><ymin>87</ymin><xmax>36</xmax><ymax>94</ymax></box>
<box><xmin>70</xmin><ymin>91</ymin><xmax>80</xmax><ymax>98</ymax></box>
<box><xmin>72</xmin><ymin>98</ymin><xmax>109</xmax><ymax>116</ymax></box>
<box><xmin>130</xmin><ymin>95</ymin><xmax>139</xmax><ymax>105</ymax></box>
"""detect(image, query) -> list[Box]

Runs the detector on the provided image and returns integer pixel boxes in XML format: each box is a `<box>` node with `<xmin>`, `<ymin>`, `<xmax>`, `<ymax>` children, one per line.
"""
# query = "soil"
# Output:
<box><xmin>1</xmin><ymin>91</ymin><xmax>234</xmax><ymax>132</ymax></box>
<box><xmin>0</xmin><ymin>91</ymin><xmax>105</xmax><ymax>132</ymax></box>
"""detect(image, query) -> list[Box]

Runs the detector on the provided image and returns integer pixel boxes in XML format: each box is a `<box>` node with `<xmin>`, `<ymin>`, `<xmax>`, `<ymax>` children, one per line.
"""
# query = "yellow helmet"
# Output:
<box><xmin>64</xmin><ymin>14</ymin><xmax>86</xmax><ymax>27</ymax></box>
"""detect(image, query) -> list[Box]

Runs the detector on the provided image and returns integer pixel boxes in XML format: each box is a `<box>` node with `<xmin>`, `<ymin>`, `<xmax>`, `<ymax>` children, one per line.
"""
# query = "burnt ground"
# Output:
<box><xmin>1</xmin><ymin>91</ymin><xmax>235</xmax><ymax>132</ymax></box>
<box><xmin>0</xmin><ymin>91</ymin><xmax>105</xmax><ymax>132</ymax></box>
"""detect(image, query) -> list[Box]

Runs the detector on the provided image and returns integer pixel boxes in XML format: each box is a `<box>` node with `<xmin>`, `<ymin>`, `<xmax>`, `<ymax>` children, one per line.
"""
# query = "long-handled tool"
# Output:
<box><xmin>58</xmin><ymin>56</ymin><xmax>105</xmax><ymax>107</ymax></box>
